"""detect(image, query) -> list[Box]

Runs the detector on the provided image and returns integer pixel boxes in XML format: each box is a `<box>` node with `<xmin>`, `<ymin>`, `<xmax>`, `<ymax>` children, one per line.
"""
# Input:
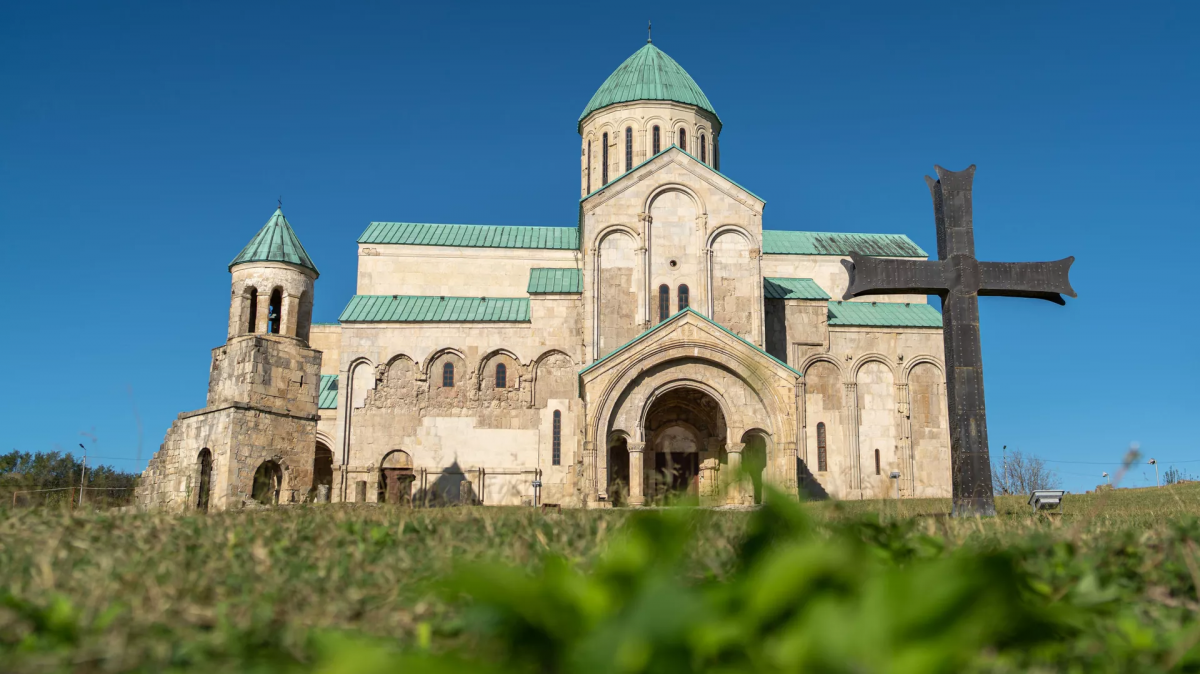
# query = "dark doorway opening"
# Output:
<box><xmin>196</xmin><ymin>448</ymin><xmax>212</xmax><ymax>511</ymax></box>
<box><xmin>251</xmin><ymin>460</ymin><xmax>282</xmax><ymax>504</ymax></box>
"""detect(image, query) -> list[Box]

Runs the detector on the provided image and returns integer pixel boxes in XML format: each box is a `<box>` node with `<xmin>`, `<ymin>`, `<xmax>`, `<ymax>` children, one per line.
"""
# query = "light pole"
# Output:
<box><xmin>77</xmin><ymin>443</ymin><xmax>88</xmax><ymax>506</ymax></box>
<box><xmin>1149</xmin><ymin>459</ymin><xmax>1159</xmax><ymax>487</ymax></box>
<box><xmin>1102</xmin><ymin>471</ymin><xmax>1109</xmax><ymax>486</ymax></box>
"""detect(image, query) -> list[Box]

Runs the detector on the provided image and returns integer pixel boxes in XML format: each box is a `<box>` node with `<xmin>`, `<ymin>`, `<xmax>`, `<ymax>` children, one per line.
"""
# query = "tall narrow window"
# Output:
<box><xmin>625</xmin><ymin>127</ymin><xmax>632</xmax><ymax>171</ymax></box>
<box><xmin>495</xmin><ymin>363</ymin><xmax>507</xmax><ymax>389</ymax></box>
<box><xmin>875</xmin><ymin>449</ymin><xmax>881</xmax><ymax>476</ymax></box>
<box><xmin>552</xmin><ymin>410</ymin><xmax>562</xmax><ymax>465</ymax></box>
<box><xmin>602</xmin><ymin>132</ymin><xmax>609</xmax><ymax>185</ymax></box>
<box><xmin>817</xmin><ymin>422</ymin><xmax>827</xmax><ymax>472</ymax></box>
<box><xmin>658</xmin><ymin>284</ymin><xmax>670</xmax><ymax>322</ymax></box>
<box><xmin>678</xmin><ymin>128</ymin><xmax>686</xmax><ymax>151</ymax></box>
<box><xmin>268</xmin><ymin>289</ymin><xmax>283</xmax><ymax>334</ymax></box>
<box><xmin>678</xmin><ymin>284</ymin><xmax>689</xmax><ymax>311</ymax></box>
<box><xmin>652</xmin><ymin>126</ymin><xmax>661</xmax><ymax>154</ymax></box>
<box><xmin>442</xmin><ymin>362</ymin><xmax>454</xmax><ymax>388</ymax></box>
<box><xmin>197</xmin><ymin>448</ymin><xmax>212</xmax><ymax>512</ymax></box>
<box><xmin>586</xmin><ymin>141</ymin><xmax>591</xmax><ymax>194</ymax></box>
<box><xmin>700</xmin><ymin>134</ymin><xmax>707</xmax><ymax>164</ymax></box>
<box><xmin>246</xmin><ymin>287</ymin><xmax>258</xmax><ymax>333</ymax></box>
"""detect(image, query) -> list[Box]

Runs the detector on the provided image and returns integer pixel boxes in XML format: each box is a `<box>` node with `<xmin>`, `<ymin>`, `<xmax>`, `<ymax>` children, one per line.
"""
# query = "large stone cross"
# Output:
<box><xmin>842</xmin><ymin>165</ymin><xmax>1076</xmax><ymax>516</ymax></box>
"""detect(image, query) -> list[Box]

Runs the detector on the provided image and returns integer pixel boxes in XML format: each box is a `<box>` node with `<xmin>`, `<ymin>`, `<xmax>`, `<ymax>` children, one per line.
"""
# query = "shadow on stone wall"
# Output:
<box><xmin>413</xmin><ymin>461</ymin><xmax>479</xmax><ymax>507</ymax></box>
<box><xmin>797</xmin><ymin>460</ymin><xmax>830</xmax><ymax>501</ymax></box>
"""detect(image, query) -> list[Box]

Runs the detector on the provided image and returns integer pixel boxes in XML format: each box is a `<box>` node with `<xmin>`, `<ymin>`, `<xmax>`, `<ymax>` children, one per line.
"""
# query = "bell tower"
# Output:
<box><xmin>227</xmin><ymin>206</ymin><xmax>318</xmax><ymax>344</ymax></box>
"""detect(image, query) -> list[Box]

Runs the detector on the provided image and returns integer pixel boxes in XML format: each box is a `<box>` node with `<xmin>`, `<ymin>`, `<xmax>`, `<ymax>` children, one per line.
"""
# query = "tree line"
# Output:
<box><xmin>1</xmin><ymin>450</ymin><xmax>140</xmax><ymax>507</ymax></box>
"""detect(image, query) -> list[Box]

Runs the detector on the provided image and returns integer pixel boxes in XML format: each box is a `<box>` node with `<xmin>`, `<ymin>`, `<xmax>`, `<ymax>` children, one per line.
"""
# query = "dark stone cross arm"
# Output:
<box><xmin>842</xmin><ymin>254</ymin><xmax>1077</xmax><ymax>304</ymax></box>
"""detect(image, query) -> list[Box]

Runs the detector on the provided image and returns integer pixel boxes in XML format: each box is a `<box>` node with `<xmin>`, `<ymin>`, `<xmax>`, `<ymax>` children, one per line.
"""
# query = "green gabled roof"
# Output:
<box><xmin>229</xmin><ymin>208</ymin><xmax>319</xmax><ymax>274</ymax></box>
<box><xmin>579</xmin><ymin>307</ymin><xmax>800</xmax><ymax>378</ymax></box>
<box><xmin>339</xmin><ymin>295</ymin><xmax>531</xmax><ymax>323</ymax></box>
<box><xmin>762</xmin><ymin>230</ymin><xmax>927</xmax><ymax>258</ymax></box>
<box><xmin>764</xmin><ymin>278</ymin><xmax>831</xmax><ymax>301</ymax></box>
<box><xmin>528</xmin><ymin>268</ymin><xmax>583</xmax><ymax>294</ymax></box>
<box><xmin>826</xmin><ymin>301</ymin><xmax>943</xmax><ymax>328</ymax></box>
<box><xmin>318</xmin><ymin>374</ymin><xmax>338</xmax><ymax>409</ymax></box>
<box><xmin>359</xmin><ymin>222</ymin><xmax>580</xmax><ymax>250</ymax></box>
<box><xmin>579</xmin><ymin>43</ymin><xmax>719</xmax><ymax>131</ymax></box>
<box><xmin>580</xmin><ymin>144</ymin><xmax>764</xmax><ymax>203</ymax></box>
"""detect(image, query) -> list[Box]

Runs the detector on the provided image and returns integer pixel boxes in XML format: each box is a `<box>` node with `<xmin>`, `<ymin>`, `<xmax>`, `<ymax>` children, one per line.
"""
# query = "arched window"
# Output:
<box><xmin>658</xmin><ymin>284</ymin><xmax>670</xmax><ymax>322</ymax></box>
<box><xmin>245</xmin><ymin>287</ymin><xmax>258</xmax><ymax>333</ymax></box>
<box><xmin>652</xmin><ymin>126</ymin><xmax>661</xmax><ymax>154</ymax></box>
<box><xmin>678</xmin><ymin>128</ymin><xmax>686</xmax><ymax>152</ymax></box>
<box><xmin>197</xmin><ymin>448</ymin><xmax>212</xmax><ymax>512</ymax></box>
<box><xmin>875</xmin><ymin>449</ymin><xmax>881</xmax><ymax>476</ymax></box>
<box><xmin>602</xmin><ymin>132</ymin><xmax>609</xmax><ymax>185</ymax></box>
<box><xmin>442</xmin><ymin>362</ymin><xmax>455</xmax><ymax>388</ymax></box>
<box><xmin>251</xmin><ymin>460</ymin><xmax>282</xmax><ymax>505</ymax></box>
<box><xmin>495</xmin><ymin>363</ymin><xmax>507</xmax><ymax>389</ymax></box>
<box><xmin>817</xmin><ymin>422</ymin><xmax>827</xmax><ymax>472</ymax></box>
<box><xmin>625</xmin><ymin>127</ymin><xmax>633</xmax><ymax>172</ymax></box>
<box><xmin>678</xmin><ymin>284</ymin><xmax>689</xmax><ymax>311</ymax></box>
<box><xmin>586</xmin><ymin>140</ymin><xmax>592</xmax><ymax>194</ymax></box>
<box><xmin>268</xmin><ymin>288</ymin><xmax>283</xmax><ymax>334</ymax></box>
<box><xmin>700</xmin><ymin>134</ymin><xmax>707</xmax><ymax>164</ymax></box>
<box><xmin>552</xmin><ymin>410</ymin><xmax>562</xmax><ymax>465</ymax></box>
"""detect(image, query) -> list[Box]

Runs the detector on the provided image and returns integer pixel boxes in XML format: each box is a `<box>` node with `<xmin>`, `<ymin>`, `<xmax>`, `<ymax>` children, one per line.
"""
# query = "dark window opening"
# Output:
<box><xmin>268</xmin><ymin>288</ymin><xmax>283</xmax><ymax>334</ymax></box>
<box><xmin>875</xmin><ymin>449</ymin><xmax>881</xmax><ymax>476</ymax></box>
<box><xmin>552</xmin><ymin>410</ymin><xmax>562</xmax><ymax>465</ymax></box>
<box><xmin>495</xmin><ymin>363</ymin><xmax>507</xmax><ymax>389</ymax></box>
<box><xmin>658</xmin><ymin>284</ymin><xmax>670</xmax><ymax>322</ymax></box>
<box><xmin>197</xmin><ymin>448</ymin><xmax>212</xmax><ymax>512</ymax></box>
<box><xmin>442</xmin><ymin>362</ymin><xmax>455</xmax><ymax>388</ymax></box>
<box><xmin>586</xmin><ymin>140</ymin><xmax>591</xmax><ymax>193</ymax></box>
<box><xmin>602</xmin><ymin>132</ymin><xmax>609</xmax><ymax>185</ymax></box>
<box><xmin>251</xmin><ymin>460</ymin><xmax>282</xmax><ymax>504</ymax></box>
<box><xmin>652</xmin><ymin>126</ymin><xmax>661</xmax><ymax>154</ymax></box>
<box><xmin>246</xmin><ymin>288</ymin><xmax>258</xmax><ymax>333</ymax></box>
<box><xmin>817</xmin><ymin>422</ymin><xmax>827</xmax><ymax>472</ymax></box>
<box><xmin>625</xmin><ymin>127</ymin><xmax>632</xmax><ymax>172</ymax></box>
<box><xmin>678</xmin><ymin>284</ymin><xmax>689</xmax><ymax>311</ymax></box>
<box><xmin>678</xmin><ymin>128</ymin><xmax>686</xmax><ymax>152</ymax></box>
<box><xmin>700</xmin><ymin>134</ymin><xmax>707</xmax><ymax>163</ymax></box>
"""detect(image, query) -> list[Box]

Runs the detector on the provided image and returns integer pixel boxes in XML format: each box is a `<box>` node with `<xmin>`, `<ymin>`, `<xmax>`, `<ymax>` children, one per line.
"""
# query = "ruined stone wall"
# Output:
<box><xmin>909</xmin><ymin>362</ymin><xmax>952</xmax><ymax>498</ymax></box>
<box><xmin>206</xmin><ymin>334</ymin><xmax>321</xmax><ymax>417</ymax></box>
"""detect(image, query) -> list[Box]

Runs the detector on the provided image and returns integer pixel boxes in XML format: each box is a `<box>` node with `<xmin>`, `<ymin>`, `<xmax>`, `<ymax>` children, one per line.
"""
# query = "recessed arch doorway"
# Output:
<box><xmin>642</xmin><ymin>385</ymin><xmax>728</xmax><ymax>505</ymax></box>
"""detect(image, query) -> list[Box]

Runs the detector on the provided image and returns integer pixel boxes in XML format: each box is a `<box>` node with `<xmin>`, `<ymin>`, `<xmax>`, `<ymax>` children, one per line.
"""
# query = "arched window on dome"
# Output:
<box><xmin>678</xmin><ymin>284</ymin><xmax>689</xmax><ymax>311</ymax></box>
<box><xmin>658</xmin><ymin>284</ymin><xmax>670</xmax><ymax>323</ymax></box>
<box><xmin>495</xmin><ymin>363</ymin><xmax>507</xmax><ymax>389</ymax></box>
<box><xmin>625</xmin><ymin>127</ymin><xmax>632</xmax><ymax>172</ymax></box>
<box><xmin>678</xmin><ymin>128</ymin><xmax>686</xmax><ymax>152</ymax></box>
<box><xmin>652</xmin><ymin>126</ymin><xmax>661</xmax><ymax>154</ymax></box>
<box><xmin>700</xmin><ymin>134</ymin><xmax>707</xmax><ymax>164</ymax></box>
<box><xmin>245</xmin><ymin>286</ymin><xmax>258</xmax><ymax>334</ymax></box>
<box><xmin>268</xmin><ymin>288</ymin><xmax>283</xmax><ymax>335</ymax></box>
<box><xmin>602</xmin><ymin>132</ymin><xmax>609</xmax><ymax>185</ymax></box>
<box><xmin>817</xmin><ymin>422</ymin><xmax>827</xmax><ymax>472</ymax></box>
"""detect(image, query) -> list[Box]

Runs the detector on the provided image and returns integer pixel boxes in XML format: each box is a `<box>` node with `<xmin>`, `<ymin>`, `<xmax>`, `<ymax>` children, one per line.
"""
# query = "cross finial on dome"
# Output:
<box><xmin>648</xmin><ymin>21</ymin><xmax>652</xmax><ymax>43</ymax></box>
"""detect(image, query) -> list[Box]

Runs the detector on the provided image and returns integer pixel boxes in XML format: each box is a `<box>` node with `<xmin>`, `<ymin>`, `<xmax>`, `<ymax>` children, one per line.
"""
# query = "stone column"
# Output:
<box><xmin>897</xmin><ymin>382</ymin><xmax>914</xmax><ymax>498</ymax></box>
<box><xmin>628</xmin><ymin>441</ymin><xmax>646</xmax><ymax>507</ymax></box>
<box><xmin>845</xmin><ymin>383</ymin><xmax>861</xmax><ymax>492</ymax></box>
<box><xmin>726</xmin><ymin>441</ymin><xmax>746</xmax><ymax>505</ymax></box>
<box><xmin>582</xmin><ymin>440</ymin><xmax>597</xmax><ymax>504</ymax></box>
<box><xmin>255</xmin><ymin>291</ymin><xmax>271</xmax><ymax>333</ymax></box>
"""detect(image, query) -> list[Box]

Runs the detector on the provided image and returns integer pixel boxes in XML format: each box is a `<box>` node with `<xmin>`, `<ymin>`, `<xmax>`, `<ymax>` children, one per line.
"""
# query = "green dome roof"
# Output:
<box><xmin>579</xmin><ymin>43</ymin><xmax>719</xmax><ymax>130</ymax></box>
<box><xmin>229</xmin><ymin>207</ymin><xmax>319</xmax><ymax>275</ymax></box>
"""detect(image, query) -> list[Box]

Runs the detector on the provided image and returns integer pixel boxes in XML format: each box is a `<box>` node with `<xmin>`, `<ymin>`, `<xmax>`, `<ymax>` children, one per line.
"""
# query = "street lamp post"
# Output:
<box><xmin>1149</xmin><ymin>459</ymin><xmax>1159</xmax><ymax>487</ymax></box>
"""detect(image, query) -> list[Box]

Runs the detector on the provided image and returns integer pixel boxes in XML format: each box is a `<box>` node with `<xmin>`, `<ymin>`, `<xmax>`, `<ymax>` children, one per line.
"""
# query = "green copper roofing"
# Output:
<box><xmin>580</xmin><ymin>144</ymin><xmax>763</xmax><ymax>203</ymax></box>
<box><xmin>339</xmin><ymin>295</ymin><xmax>531</xmax><ymax>323</ymax></box>
<box><xmin>762</xmin><ymin>231</ymin><xmax>927</xmax><ymax>258</ymax></box>
<box><xmin>318</xmin><ymin>374</ymin><xmax>338</xmax><ymax>409</ymax></box>
<box><xmin>359</xmin><ymin>222</ymin><xmax>580</xmax><ymax>250</ymax></box>
<box><xmin>826</xmin><ymin>301</ymin><xmax>943</xmax><ymax>328</ymax></box>
<box><xmin>579</xmin><ymin>307</ymin><xmax>800</xmax><ymax>378</ymax></box>
<box><xmin>763</xmin><ymin>278</ymin><xmax>831</xmax><ymax>300</ymax></box>
<box><xmin>579</xmin><ymin>43</ymin><xmax>719</xmax><ymax>131</ymax></box>
<box><xmin>229</xmin><ymin>208</ymin><xmax>319</xmax><ymax>274</ymax></box>
<box><xmin>528</xmin><ymin>268</ymin><xmax>583</xmax><ymax>294</ymax></box>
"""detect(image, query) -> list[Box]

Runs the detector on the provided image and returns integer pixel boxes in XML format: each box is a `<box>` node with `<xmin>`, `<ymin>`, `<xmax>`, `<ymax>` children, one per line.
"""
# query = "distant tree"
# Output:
<box><xmin>992</xmin><ymin>449</ymin><xmax>1061</xmax><ymax>495</ymax></box>
<box><xmin>1163</xmin><ymin>466</ymin><xmax>1192</xmax><ymax>485</ymax></box>
<box><xmin>1</xmin><ymin>450</ymin><xmax>139</xmax><ymax>507</ymax></box>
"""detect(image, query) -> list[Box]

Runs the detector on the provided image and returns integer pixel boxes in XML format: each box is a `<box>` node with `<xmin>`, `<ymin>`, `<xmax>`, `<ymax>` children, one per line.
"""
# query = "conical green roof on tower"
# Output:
<box><xmin>579</xmin><ymin>43</ymin><xmax>719</xmax><ymax>131</ymax></box>
<box><xmin>229</xmin><ymin>207</ymin><xmax>319</xmax><ymax>275</ymax></box>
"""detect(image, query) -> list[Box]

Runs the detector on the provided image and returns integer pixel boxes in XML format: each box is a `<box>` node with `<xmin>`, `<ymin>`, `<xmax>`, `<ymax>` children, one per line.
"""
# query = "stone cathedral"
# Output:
<box><xmin>137</xmin><ymin>41</ymin><xmax>952</xmax><ymax>511</ymax></box>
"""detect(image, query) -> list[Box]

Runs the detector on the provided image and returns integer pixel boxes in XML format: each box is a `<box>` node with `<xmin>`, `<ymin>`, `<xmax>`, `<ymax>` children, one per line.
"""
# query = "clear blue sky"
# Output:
<box><xmin>2</xmin><ymin>1</ymin><xmax>1197</xmax><ymax>494</ymax></box>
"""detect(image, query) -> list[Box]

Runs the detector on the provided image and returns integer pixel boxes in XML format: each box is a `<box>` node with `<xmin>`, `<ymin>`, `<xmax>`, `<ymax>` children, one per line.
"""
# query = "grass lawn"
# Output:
<box><xmin>3</xmin><ymin>483</ymin><xmax>1200</xmax><ymax>672</ymax></box>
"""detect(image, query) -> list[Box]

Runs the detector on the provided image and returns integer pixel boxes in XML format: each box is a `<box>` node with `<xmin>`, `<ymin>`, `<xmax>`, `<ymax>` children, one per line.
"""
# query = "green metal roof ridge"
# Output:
<box><xmin>580</xmin><ymin>144</ymin><xmax>764</xmax><ymax>204</ymax></box>
<box><xmin>826</xmin><ymin>300</ymin><xmax>943</xmax><ymax>328</ymax></box>
<box><xmin>318</xmin><ymin>374</ymin><xmax>338</xmax><ymax>409</ymax></box>
<box><xmin>338</xmin><ymin>295</ymin><xmax>531</xmax><ymax>323</ymax></box>
<box><xmin>229</xmin><ymin>207</ymin><xmax>319</xmax><ymax>275</ymax></box>
<box><xmin>579</xmin><ymin>307</ymin><xmax>800</xmax><ymax>378</ymax></box>
<box><xmin>762</xmin><ymin>230</ymin><xmax>928</xmax><ymax>258</ymax></box>
<box><xmin>579</xmin><ymin>43</ymin><xmax>719</xmax><ymax>132</ymax></box>
<box><xmin>358</xmin><ymin>222</ymin><xmax>580</xmax><ymax>250</ymax></box>
<box><xmin>763</xmin><ymin>277</ymin><xmax>832</xmax><ymax>300</ymax></box>
<box><xmin>528</xmin><ymin>268</ymin><xmax>583</xmax><ymax>294</ymax></box>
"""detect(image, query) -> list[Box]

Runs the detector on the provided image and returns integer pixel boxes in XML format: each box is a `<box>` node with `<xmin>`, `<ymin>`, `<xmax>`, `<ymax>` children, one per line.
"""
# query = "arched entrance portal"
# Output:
<box><xmin>642</xmin><ymin>386</ymin><xmax>728</xmax><ymax>506</ymax></box>
<box><xmin>378</xmin><ymin>450</ymin><xmax>415</xmax><ymax>505</ymax></box>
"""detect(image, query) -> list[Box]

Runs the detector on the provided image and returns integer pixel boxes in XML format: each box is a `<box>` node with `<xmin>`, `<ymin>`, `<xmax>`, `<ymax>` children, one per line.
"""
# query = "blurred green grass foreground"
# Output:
<box><xmin>4</xmin><ymin>485</ymin><xmax>1200</xmax><ymax>673</ymax></box>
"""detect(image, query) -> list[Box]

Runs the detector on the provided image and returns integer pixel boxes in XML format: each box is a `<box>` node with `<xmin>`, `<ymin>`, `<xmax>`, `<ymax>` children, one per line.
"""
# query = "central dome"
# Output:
<box><xmin>578</xmin><ymin>43</ymin><xmax>718</xmax><ymax>131</ymax></box>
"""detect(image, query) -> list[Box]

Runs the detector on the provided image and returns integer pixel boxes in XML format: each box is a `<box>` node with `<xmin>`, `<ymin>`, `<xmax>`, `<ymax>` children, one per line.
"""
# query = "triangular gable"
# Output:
<box><xmin>580</xmin><ymin>307</ymin><xmax>800</xmax><ymax>379</ymax></box>
<box><xmin>580</xmin><ymin>145</ymin><xmax>765</xmax><ymax>207</ymax></box>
